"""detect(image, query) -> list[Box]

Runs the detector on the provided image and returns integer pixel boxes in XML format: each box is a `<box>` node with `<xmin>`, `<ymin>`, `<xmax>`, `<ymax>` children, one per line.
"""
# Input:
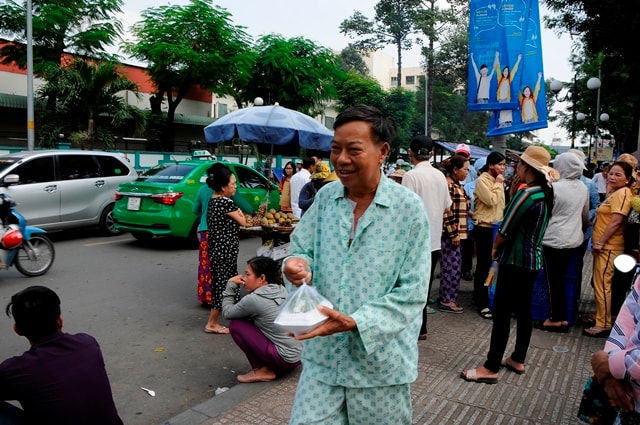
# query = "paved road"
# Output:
<box><xmin>0</xmin><ymin>229</ymin><xmax>267</xmax><ymax>425</ymax></box>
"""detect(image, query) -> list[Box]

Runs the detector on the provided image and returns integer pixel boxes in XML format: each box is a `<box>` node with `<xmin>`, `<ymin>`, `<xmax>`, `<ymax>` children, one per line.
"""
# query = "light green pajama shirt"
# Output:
<box><xmin>284</xmin><ymin>175</ymin><xmax>431</xmax><ymax>388</ymax></box>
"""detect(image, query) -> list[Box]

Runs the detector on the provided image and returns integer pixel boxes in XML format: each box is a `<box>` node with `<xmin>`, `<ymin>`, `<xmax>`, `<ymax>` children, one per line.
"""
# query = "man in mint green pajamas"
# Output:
<box><xmin>283</xmin><ymin>105</ymin><xmax>431</xmax><ymax>424</ymax></box>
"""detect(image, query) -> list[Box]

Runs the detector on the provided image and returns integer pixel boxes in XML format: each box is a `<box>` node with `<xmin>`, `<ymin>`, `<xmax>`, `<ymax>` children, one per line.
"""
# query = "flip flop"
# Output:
<box><xmin>479</xmin><ymin>308</ymin><xmax>493</xmax><ymax>320</ymax></box>
<box><xmin>460</xmin><ymin>368</ymin><xmax>498</xmax><ymax>384</ymax></box>
<box><xmin>501</xmin><ymin>359</ymin><xmax>525</xmax><ymax>375</ymax></box>
<box><xmin>204</xmin><ymin>326</ymin><xmax>229</xmax><ymax>334</ymax></box>
<box><xmin>582</xmin><ymin>327</ymin><xmax>610</xmax><ymax>338</ymax></box>
<box><xmin>438</xmin><ymin>302</ymin><xmax>464</xmax><ymax>314</ymax></box>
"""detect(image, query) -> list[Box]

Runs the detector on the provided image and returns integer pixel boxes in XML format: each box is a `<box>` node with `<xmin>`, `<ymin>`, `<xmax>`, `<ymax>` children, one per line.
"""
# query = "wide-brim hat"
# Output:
<box><xmin>508</xmin><ymin>146</ymin><xmax>560</xmax><ymax>185</ymax></box>
<box><xmin>310</xmin><ymin>161</ymin><xmax>331</xmax><ymax>180</ymax></box>
<box><xmin>323</xmin><ymin>171</ymin><xmax>339</xmax><ymax>184</ymax></box>
<box><xmin>390</xmin><ymin>169</ymin><xmax>406</xmax><ymax>179</ymax></box>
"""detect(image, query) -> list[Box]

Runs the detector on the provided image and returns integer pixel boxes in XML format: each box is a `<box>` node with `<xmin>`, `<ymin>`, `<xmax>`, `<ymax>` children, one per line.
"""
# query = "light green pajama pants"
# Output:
<box><xmin>289</xmin><ymin>367</ymin><xmax>412</xmax><ymax>425</ymax></box>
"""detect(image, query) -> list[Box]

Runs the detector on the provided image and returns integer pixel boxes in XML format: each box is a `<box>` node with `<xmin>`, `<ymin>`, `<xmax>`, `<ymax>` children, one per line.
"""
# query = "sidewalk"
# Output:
<box><xmin>163</xmin><ymin>253</ymin><xmax>606</xmax><ymax>425</ymax></box>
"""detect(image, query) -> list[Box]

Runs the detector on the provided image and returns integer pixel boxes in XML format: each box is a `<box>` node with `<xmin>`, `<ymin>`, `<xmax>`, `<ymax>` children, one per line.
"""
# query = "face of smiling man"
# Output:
<box><xmin>330</xmin><ymin>120</ymin><xmax>389</xmax><ymax>197</ymax></box>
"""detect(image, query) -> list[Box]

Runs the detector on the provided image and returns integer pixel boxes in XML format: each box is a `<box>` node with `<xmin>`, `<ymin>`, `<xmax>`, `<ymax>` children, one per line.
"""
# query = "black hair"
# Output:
<box><xmin>301</xmin><ymin>157</ymin><xmax>315</xmax><ymax>170</ymax></box>
<box><xmin>442</xmin><ymin>154</ymin><xmax>469</xmax><ymax>176</ymax></box>
<box><xmin>206</xmin><ymin>163</ymin><xmax>234</xmax><ymax>192</ymax></box>
<box><xmin>246</xmin><ymin>256</ymin><xmax>283</xmax><ymax>285</ymax></box>
<box><xmin>6</xmin><ymin>285</ymin><xmax>61</xmax><ymax>341</ymax></box>
<box><xmin>333</xmin><ymin>104</ymin><xmax>396</xmax><ymax>145</ymax></box>
<box><xmin>480</xmin><ymin>152</ymin><xmax>506</xmax><ymax>173</ymax></box>
<box><xmin>611</xmin><ymin>161</ymin><xmax>635</xmax><ymax>185</ymax></box>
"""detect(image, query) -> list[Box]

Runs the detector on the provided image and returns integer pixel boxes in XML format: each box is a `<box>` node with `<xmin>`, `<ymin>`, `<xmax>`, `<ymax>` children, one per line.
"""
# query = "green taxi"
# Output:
<box><xmin>113</xmin><ymin>160</ymin><xmax>280</xmax><ymax>241</ymax></box>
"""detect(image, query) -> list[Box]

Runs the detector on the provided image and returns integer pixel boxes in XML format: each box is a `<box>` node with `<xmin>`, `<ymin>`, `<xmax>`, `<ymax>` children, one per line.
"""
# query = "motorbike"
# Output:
<box><xmin>0</xmin><ymin>191</ymin><xmax>55</xmax><ymax>277</ymax></box>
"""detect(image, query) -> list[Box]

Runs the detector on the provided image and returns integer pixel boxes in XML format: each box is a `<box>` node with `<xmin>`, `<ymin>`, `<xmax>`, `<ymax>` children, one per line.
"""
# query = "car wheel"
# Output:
<box><xmin>185</xmin><ymin>222</ymin><xmax>199</xmax><ymax>249</ymax></box>
<box><xmin>99</xmin><ymin>204</ymin><xmax>122</xmax><ymax>236</ymax></box>
<box><xmin>131</xmin><ymin>232</ymin><xmax>153</xmax><ymax>241</ymax></box>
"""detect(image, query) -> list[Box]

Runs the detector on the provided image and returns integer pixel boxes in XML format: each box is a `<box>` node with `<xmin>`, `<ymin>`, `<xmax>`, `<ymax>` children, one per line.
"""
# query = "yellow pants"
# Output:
<box><xmin>592</xmin><ymin>248</ymin><xmax>622</xmax><ymax>329</ymax></box>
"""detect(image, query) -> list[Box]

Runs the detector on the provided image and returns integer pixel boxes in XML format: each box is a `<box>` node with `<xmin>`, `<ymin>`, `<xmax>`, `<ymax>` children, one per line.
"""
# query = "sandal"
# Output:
<box><xmin>438</xmin><ymin>302</ymin><xmax>464</xmax><ymax>314</ymax></box>
<box><xmin>479</xmin><ymin>308</ymin><xmax>493</xmax><ymax>320</ymax></box>
<box><xmin>583</xmin><ymin>327</ymin><xmax>610</xmax><ymax>338</ymax></box>
<box><xmin>460</xmin><ymin>368</ymin><xmax>498</xmax><ymax>384</ymax></box>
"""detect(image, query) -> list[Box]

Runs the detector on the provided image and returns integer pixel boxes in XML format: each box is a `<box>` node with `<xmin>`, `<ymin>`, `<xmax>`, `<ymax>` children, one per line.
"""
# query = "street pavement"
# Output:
<box><xmin>162</xmin><ymin>252</ymin><xmax>608</xmax><ymax>425</ymax></box>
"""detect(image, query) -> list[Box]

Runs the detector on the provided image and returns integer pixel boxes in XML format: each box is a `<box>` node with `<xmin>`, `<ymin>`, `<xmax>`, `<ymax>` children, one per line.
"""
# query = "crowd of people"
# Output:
<box><xmin>4</xmin><ymin>103</ymin><xmax>640</xmax><ymax>423</ymax></box>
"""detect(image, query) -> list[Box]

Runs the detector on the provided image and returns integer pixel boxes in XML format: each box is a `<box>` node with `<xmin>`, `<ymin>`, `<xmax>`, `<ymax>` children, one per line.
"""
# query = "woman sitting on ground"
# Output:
<box><xmin>221</xmin><ymin>256</ymin><xmax>302</xmax><ymax>383</ymax></box>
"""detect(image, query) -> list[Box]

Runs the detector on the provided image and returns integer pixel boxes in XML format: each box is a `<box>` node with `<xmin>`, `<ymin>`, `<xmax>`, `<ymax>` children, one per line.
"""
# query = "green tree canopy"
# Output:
<box><xmin>544</xmin><ymin>0</ymin><xmax>640</xmax><ymax>153</ymax></box>
<box><xmin>242</xmin><ymin>34</ymin><xmax>344</xmax><ymax>116</ymax></box>
<box><xmin>38</xmin><ymin>59</ymin><xmax>144</xmax><ymax>150</ymax></box>
<box><xmin>335</xmin><ymin>72</ymin><xmax>387</xmax><ymax>112</ymax></box>
<box><xmin>340</xmin><ymin>45</ymin><xmax>369</xmax><ymax>76</ymax></box>
<box><xmin>340</xmin><ymin>0</ymin><xmax>422</xmax><ymax>88</ymax></box>
<box><xmin>124</xmin><ymin>0</ymin><xmax>254</xmax><ymax>150</ymax></box>
<box><xmin>0</xmin><ymin>0</ymin><xmax>123</xmax><ymax>71</ymax></box>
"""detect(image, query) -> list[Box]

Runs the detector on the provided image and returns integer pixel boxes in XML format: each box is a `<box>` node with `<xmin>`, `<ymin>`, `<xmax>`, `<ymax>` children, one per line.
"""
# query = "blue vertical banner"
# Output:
<box><xmin>468</xmin><ymin>0</ymin><xmax>548</xmax><ymax>137</ymax></box>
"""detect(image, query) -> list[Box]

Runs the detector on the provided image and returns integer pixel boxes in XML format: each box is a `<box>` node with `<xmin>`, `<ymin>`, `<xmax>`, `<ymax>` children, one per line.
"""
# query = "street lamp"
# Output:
<box><xmin>586</xmin><ymin>70</ymin><xmax>610</xmax><ymax>163</ymax></box>
<box><xmin>550</xmin><ymin>75</ymin><xmax>579</xmax><ymax>148</ymax></box>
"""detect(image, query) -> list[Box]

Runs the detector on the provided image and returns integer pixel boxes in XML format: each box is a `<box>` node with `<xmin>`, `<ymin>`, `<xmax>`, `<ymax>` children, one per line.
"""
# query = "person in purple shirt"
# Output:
<box><xmin>0</xmin><ymin>286</ymin><xmax>123</xmax><ymax>425</ymax></box>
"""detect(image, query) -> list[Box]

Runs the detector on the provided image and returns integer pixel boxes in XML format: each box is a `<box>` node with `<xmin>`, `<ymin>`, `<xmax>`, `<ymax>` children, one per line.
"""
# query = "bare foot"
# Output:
<box><xmin>237</xmin><ymin>367</ymin><xmax>276</xmax><ymax>383</ymax></box>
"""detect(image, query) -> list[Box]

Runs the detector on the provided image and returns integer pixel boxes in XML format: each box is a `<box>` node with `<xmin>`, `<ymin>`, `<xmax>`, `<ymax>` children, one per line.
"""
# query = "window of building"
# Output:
<box><xmin>391</xmin><ymin>76</ymin><xmax>398</xmax><ymax>86</ymax></box>
<box><xmin>325</xmin><ymin>116</ymin><xmax>335</xmax><ymax>129</ymax></box>
<box><xmin>217</xmin><ymin>103</ymin><xmax>228</xmax><ymax>117</ymax></box>
<box><xmin>406</xmin><ymin>76</ymin><xmax>415</xmax><ymax>85</ymax></box>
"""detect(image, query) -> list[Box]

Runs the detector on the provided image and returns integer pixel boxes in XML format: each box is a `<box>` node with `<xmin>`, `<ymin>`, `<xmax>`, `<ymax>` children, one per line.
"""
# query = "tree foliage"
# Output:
<box><xmin>124</xmin><ymin>0</ymin><xmax>254</xmax><ymax>150</ymax></box>
<box><xmin>340</xmin><ymin>0</ymin><xmax>422</xmax><ymax>87</ymax></box>
<box><xmin>544</xmin><ymin>0</ymin><xmax>640</xmax><ymax>153</ymax></box>
<box><xmin>38</xmin><ymin>59</ymin><xmax>145</xmax><ymax>150</ymax></box>
<box><xmin>242</xmin><ymin>34</ymin><xmax>344</xmax><ymax>116</ymax></box>
<box><xmin>340</xmin><ymin>45</ymin><xmax>369</xmax><ymax>76</ymax></box>
<box><xmin>335</xmin><ymin>72</ymin><xmax>387</xmax><ymax>113</ymax></box>
<box><xmin>0</xmin><ymin>0</ymin><xmax>123</xmax><ymax>71</ymax></box>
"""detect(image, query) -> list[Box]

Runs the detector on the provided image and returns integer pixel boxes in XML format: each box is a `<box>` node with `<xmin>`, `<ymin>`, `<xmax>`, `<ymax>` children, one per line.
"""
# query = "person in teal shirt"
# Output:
<box><xmin>283</xmin><ymin>105</ymin><xmax>431</xmax><ymax>425</ymax></box>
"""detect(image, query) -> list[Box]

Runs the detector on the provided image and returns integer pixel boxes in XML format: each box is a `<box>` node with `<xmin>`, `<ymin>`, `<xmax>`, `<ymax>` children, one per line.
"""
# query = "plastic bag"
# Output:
<box><xmin>485</xmin><ymin>260</ymin><xmax>499</xmax><ymax>287</ymax></box>
<box><xmin>274</xmin><ymin>280</ymin><xmax>333</xmax><ymax>335</ymax></box>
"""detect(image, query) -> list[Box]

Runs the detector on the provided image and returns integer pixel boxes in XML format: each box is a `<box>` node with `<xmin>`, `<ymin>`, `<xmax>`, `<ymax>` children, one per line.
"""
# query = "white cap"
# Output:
<box><xmin>455</xmin><ymin>143</ymin><xmax>470</xmax><ymax>156</ymax></box>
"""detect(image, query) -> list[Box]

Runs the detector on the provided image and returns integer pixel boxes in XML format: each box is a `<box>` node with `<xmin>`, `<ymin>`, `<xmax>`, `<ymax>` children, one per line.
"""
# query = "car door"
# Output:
<box><xmin>57</xmin><ymin>154</ymin><xmax>107</xmax><ymax>225</ymax></box>
<box><xmin>232</xmin><ymin>165</ymin><xmax>278</xmax><ymax>211</ymax></box>
<box><xmin>1</xmin><ymin>155</ymin><xmax>60</xmax><ymax>227</ymax></box>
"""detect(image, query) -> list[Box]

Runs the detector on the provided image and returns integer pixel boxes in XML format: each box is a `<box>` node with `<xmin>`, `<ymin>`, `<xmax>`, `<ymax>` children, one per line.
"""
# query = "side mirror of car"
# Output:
<box><xmin>1</xmin><ymin>174</ymin><xmax>20</xmax><ymax>187</ymax></box>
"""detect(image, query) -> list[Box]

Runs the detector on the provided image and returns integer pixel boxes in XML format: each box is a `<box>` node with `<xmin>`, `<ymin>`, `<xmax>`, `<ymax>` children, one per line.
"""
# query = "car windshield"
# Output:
<box><xmin>0</xmin><ymin>157</ymin><xmax>21</xmax><ymax>174</ymax></box>
<box><xmin>137</xmin><ymin>163</ymin><xmax>197</xmax><ymax>183</ymax></box>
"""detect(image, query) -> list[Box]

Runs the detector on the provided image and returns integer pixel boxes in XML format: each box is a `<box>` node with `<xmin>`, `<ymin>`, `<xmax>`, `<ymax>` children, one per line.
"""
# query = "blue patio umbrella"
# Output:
<box><xmin>203</xmin><ymin>104</ymin><xmax>333</xmax><ymax>152</ymax></box>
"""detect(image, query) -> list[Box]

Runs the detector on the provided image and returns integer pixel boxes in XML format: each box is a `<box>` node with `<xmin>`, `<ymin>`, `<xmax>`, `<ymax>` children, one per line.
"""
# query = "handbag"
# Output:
<box><xmin>577</xmin><ymin>375</ymin><xmax>618</xmax><ymax>424</ymax></box>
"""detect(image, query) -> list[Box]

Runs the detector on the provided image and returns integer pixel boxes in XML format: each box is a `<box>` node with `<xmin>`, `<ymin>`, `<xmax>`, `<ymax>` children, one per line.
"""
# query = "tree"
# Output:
<box><xmin>0</xmin><ymin>0</ymin><xmax>124</xmax><ymax>109</ymax></box>
<box><xmin>340</xmin><ymin>45</ymin><xmax>369</xmax><ymax>76</ymax></box>
<box><xmin>124</xmin><ymin>0</ymin><xmax>254</xmax><ymax>151</ymax></box>
<box><xmin>544</xmin><ymin>0</ymin><xmax>640</xmax><ymax>153</ymax></box>
<box><xmin>340</xmin><ymin>0</ymin><xmax>422</xmax><ymax>88</ymax></box>
<box><xmin>334</xmin><ymin>72</ymin><xmax>387</xmax><ymax>112</ymax></box>
<box><xmin>412</xmin><ymin>0</ymin><xmax>463</xmax><ymax>139</ymax></box>
<box><xmin>38</xmin><ymin>59</ymin><xmax>145</xmax><ymax>150</ymax></box>
<box><xmin>242</xmin><ymin>34</ymin><xmax>344</xmax><ymax>116</ymax></box>
<box><xmin>384</xmin><ymin>87</ymin><xmax>416</xmax><ymax>151</ymax></box>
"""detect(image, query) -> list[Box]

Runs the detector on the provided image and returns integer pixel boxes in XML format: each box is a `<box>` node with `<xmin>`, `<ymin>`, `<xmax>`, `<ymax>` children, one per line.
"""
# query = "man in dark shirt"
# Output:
<box><xmin>0</xmin><ymin>286</ymin><xmax>123</xmax><ymax>425</ymax></box>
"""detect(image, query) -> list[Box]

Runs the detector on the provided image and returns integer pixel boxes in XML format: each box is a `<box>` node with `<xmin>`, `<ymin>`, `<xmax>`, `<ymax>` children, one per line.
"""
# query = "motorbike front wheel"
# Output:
<box><xmin>15</xmin><ymin>235</ymin><xmax>55</xmax><ymax>277</ymax></box>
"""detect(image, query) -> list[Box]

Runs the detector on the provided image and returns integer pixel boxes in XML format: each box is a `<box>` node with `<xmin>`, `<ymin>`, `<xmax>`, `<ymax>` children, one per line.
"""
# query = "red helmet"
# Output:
<box><xmin>2</xmin><ymin>229</ymin><xmax>23</xmax><ymax>249</ymax></box>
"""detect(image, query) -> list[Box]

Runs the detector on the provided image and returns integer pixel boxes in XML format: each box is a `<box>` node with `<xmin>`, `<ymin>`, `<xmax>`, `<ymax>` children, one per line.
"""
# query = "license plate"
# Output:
<box><xmin>127</xmin><ymin>197</ymin><xmax>141</xmax><ymax>211</ymax></box>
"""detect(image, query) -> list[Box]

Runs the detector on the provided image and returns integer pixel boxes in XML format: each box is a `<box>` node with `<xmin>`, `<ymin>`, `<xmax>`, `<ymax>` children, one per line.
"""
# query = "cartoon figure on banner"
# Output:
<box><xmin>470</xmin><ymin>52</ymin><xmax>497</xmax><ymax>104</ymax></box>
<box><xmin>519</xmin><ymin>72</ymin><xmax>543</xmax><ymax>124</ymax></box>
<box><xmin>495</xmin><ymin>52</ymin><xmax>522</xmax><ymax>103</ymax></box>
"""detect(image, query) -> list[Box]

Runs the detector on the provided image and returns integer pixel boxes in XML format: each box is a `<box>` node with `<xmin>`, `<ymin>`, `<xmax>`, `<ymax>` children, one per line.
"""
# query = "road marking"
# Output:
<box><xmin>83</xmin><ymin>238</ymin><xmax>130</xmax><ymax>247</ymax></box>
